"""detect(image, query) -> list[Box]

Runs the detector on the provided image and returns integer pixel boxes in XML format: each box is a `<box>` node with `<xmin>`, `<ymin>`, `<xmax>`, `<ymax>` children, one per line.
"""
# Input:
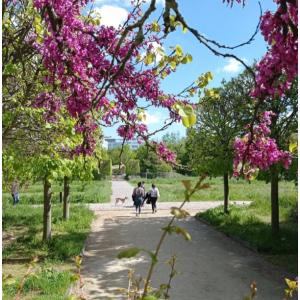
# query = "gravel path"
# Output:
<box><xmin>81</xmin><ymin>180</ymin><xmax>287</xmax><ymax>300</ymax></box>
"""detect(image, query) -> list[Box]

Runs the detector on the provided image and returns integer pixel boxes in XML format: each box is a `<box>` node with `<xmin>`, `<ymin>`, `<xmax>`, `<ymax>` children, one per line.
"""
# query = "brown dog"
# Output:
<box><xmin>115</xmin><ymin>196</ymin><xmax>128</xmax><ymax>205</ymax></box>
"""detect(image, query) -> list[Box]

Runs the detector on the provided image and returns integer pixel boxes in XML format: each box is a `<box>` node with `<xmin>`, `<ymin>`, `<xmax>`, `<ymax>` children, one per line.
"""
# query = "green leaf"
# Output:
<box><xmin>170</xmin><ymin>61</ymin><xmax>177</xmax><ymax>70</ymax></box>
<box><xmin>144</xmin><ymin>52</ymin><xmax>155</xmax><ymax>65</ymax></box>
<box><xmin>151</xmin><ymin>21</ymin><xmax>160</xmax><ymax>32</ymax></box>
<box><xmin>170</xmin><ymin>207</ymin><xmax>190</xmax><ymax>219</ymax></box>
<box><xmin>181</xmin><ymin>180</ymin><xmax>192</xmax><ymax>191</ymax></box>
<box><xmin>289</xmin><ymin>142</ymin><xmax>297</xmax><ymax>154</ymax></box>
<box><xmin>117</xmin><ymin>247</ymin><xmax>140</xmax><ymax>259</ymax></box>
<box><xmin>181</xmin><ymin>113</ymin><xmax>196</xmax><ymax>128</ymax></box>
<box><xmin>175</xmin><ymin>45</ymin><xmax>183</xmax><ymax>57</ymax></box>
<box><xmin>181</xmin><ymin>54</ymin><xmax>193</xmax><ymax>64</ymax></box>
<box><xmin>3</xmin><ymin>63</ymin><xmax>18</xmax><ymax>75</ymax></box>
<box><xmin>197</xmin><ymin>72</ymin><xmax>213</xmax><ymax>88</ymax></box>
<box><xmin>174</xmin><ymin>226</ymin><xmax>192</xmax><ymax>241</ymax></box>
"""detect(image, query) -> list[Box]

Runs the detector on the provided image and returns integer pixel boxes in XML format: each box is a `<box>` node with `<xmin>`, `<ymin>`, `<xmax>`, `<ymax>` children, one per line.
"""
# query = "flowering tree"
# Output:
<box><xmin>233</xmin><ymin>0</ymin><xmax>298</xmax><ymax>177</ymax></box>
<box><xmin>4</xmin><ymin>0</ymin><xmax>297</xmax><ymax>238</ymax></box>
<box><xmin>27</xmin><ymin>0</ymin><xmax>297</xmax><ymax>175</ymax></box>
<box><xmin>29</xmin><ymin>0</ymin><xmax>201</xmax><ymax>163</ymax></box>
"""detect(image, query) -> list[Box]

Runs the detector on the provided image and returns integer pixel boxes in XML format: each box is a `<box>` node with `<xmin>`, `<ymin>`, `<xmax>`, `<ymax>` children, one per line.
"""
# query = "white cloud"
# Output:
<box><xmin>93</xmin><ymin>5</ymin><xmax>128</xmax><ymax>28</ymax></box>
<box><xmin>222</xmin><ymin>58</ymin><xmax>242</xmax><ymax>73</ymax></box>
<box><xmin>144</xmin><ymin>112</ymin><xmax>161</xmax><ymax>124</ymax></box>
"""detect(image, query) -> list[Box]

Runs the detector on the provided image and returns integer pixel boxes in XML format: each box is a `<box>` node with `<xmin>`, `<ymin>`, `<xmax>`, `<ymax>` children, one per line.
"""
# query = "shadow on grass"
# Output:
<box><xmin>3</xmin><ymin>205</ymin><xmax>93</xmax><ymax>262</ymax></box>
<box><xmin>3</xmin><ymin>231</ymin><xmax>88</xmax><ymax>262</ymax></box>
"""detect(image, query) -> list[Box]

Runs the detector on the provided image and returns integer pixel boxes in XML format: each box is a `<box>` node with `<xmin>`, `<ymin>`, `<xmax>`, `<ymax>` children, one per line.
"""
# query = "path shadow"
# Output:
<box><xmin>82</xmin><ymin>215</ymin><xmax>291</xmax><ymax>300</ymax></box>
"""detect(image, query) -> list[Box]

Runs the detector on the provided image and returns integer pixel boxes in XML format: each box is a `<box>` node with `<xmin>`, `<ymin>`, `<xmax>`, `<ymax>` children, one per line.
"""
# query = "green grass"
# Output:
<box><xmin>2</xmin><ymin>179</ymin><xmax>112</xmax><ymax>205</ymax></box>
<box><xmin>3</xmin><ymin>204</ymin><xmax>94</xmax><ymax>260</ymax></box>
<box><xmin>3</xmin><ymin>266</ymin><xmax>77</xmax><ymax>300</ymax></box>
<box><xmin>3</xmin><ymin>204</ymin><xmax>94</xmax><ymax>299</ymax></box>
<box><xmin>197</xmin><ymin>192</ymin><xmax>297</xmax><ymax>274</ymax></box>
<box><xmin>130</xmin><ymin>176</ymin><xmax>296</xmax><ymax>203</ymax></box>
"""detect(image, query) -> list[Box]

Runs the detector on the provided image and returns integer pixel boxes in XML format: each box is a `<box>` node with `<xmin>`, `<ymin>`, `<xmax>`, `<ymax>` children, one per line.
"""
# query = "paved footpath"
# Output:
<box><xmin>81</xmin><ymin>180</ymin><xmax>289</xmax><ymax>300</ymax></box>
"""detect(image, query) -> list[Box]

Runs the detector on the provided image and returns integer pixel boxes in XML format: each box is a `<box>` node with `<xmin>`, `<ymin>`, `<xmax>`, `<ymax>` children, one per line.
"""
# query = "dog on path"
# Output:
<box><xmin>115</xmin><ymin>196</ymin><xmax>128</xmax><ymax>205</ymax></box>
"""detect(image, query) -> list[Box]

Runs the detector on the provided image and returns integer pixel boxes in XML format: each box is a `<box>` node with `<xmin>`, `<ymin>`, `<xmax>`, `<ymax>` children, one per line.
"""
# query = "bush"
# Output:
<box><xmin>126</xmin><ymin>159</ymin><xmax>140</xmax><ymax>176</ymax></box>
<box><xmin>94</xmin><ymin>159</ymin><xmax>112</xmax><ymax>179</ymax></box>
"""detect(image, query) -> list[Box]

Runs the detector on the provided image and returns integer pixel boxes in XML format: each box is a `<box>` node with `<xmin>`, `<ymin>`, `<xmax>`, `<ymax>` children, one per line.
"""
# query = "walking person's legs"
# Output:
<box><xmin>153</xmin><ymin>198</ymin><xmax>157</xmax><ymax>213</ymax></box>
<box><xmin>12</xmin><ymin>193</ymin><xmax>19</xmax><ymax>205</ymax></box>
<box><xmin>151</xmin><ymin>198</ymin><xmax>155</xmax><ymax>213</ymax></box>
<box><xmin>15</xmin><ymin>193</ymin><xmax>20</xmax><ymax>204</ymax></box>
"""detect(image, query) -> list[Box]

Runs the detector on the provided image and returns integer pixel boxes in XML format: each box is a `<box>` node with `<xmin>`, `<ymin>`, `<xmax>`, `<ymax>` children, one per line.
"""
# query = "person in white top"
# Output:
<box><xmin>149</xmin><ymin>183</ymin><xmax>160</xmax><ymax>213</ymax></box>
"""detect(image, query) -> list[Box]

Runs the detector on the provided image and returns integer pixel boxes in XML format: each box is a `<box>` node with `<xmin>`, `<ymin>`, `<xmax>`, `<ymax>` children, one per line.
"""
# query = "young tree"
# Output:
<box><xmin>187</xmin><ymin>70</ymin><xmax>253</xmax><ymax>213</ymax></box>
<box><xmin>162</xmin><ymin>132</ymin><xmax>189</xmax><ymax>169</ymax></box>
<box><xmin>136</xmin><ymin>145</ymin><xmax>172</xmax><ymax>176</ymax></box>
<box><xmin>261</xmin><ymin>79</ymin><xmax>298</xmax><ymax>234</ymax></box>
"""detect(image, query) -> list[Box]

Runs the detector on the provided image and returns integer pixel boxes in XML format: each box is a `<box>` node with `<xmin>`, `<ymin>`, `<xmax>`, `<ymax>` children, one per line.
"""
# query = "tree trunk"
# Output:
<box><xmin>270</xmin><ymin>165</ymin><xmax>279</xmax><ymax>235</ymax></box>
<box><xmin>43</xmin><ymin>177</ymin><xmax>52</xmax><ymax>241</ymax></box>
<box><xmin>223</xmin><ymin>172</ymin><xmax>229</xmax><ymax>214</ymax></box>
<box><xmin>63</xmin><ymin>176</ymin><xmax>70</xmax><ymax>220</ymax></box>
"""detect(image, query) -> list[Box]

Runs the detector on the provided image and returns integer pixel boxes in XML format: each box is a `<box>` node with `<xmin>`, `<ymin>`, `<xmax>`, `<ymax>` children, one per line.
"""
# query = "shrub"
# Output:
<box><xmin>126</xmin><ymin>159</ymin><xmax>140</xmax><ymax>176</ymax></box>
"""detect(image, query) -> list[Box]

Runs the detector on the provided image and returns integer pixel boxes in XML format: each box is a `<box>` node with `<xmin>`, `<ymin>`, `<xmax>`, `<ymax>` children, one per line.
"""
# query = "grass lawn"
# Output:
<box><xmin>3</xmin><ymin>179</ymin><xmax>112</xmax><ymax>205</ymax></box>
<box><xmin>2</xmin><ymin>204</ymin><xmax>94</xmax><ymax>299</ymax></box>
<box><xmin>197</xmin><ymin>186</ymin><xmax>297</xmax><ymax>274</ymax></box>
<box><xmin>129</xmin><ymin>176</ymin><xmax>296</xmax><ymax>203</ymax></box>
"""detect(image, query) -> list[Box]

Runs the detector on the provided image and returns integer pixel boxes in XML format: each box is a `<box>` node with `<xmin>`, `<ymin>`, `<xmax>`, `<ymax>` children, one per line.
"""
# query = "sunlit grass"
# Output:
<box><xmin>2</xmin><ymin>180</ymin><xmax>112</xmax><ymax>205</ymax></box>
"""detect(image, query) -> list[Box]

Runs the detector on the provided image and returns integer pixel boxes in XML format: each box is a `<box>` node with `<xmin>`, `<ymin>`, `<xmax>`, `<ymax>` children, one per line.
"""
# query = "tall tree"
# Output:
<box><xmin>262</xmin><ymin>79</ymin><xmax>298</xmax><ymax>234</ymax></box>
<box><xmin>187</xmin><ymin>70</ymin><xmax>253</xmax><ymax>213</ymax></box>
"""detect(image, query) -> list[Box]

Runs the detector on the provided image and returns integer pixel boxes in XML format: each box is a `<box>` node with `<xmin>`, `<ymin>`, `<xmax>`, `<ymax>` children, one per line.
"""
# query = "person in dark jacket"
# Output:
<box><xmin>132</xmin><ymin>182</ymin><xmax>145</xmax><ymax>216</ymax></box>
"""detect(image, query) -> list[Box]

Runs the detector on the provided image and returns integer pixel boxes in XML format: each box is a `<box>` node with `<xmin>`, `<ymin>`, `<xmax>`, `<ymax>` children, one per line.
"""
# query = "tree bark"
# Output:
<box><xmin>63</xmin><ymin>176</ymin><xmax>70</xmax><ymax>220</ymax></box>
<box><xmin>223</xmin><ymin>172</ymin><xmax>229</xmax><ymax>214</ymax></box>
<box><xmin>270</xmin><ymin>165</ymin><xmax>279</xmax><ymax>235</ymax></box>
<box><xmin>43</xmin><ymin>177</ymin><xmax>52</xmax><ymax>241</ymax></box>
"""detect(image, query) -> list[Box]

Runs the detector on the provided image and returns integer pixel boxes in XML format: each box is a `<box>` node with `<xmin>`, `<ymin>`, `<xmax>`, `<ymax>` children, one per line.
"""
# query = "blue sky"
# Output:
<box><xmin>91</xmin><ymin>0</ymin><xmax>276</xmax><ymax>140</ymax></box>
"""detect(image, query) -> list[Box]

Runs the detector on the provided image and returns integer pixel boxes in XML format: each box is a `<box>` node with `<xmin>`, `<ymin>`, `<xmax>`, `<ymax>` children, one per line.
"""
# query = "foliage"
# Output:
<box><xmin>3</xmin><ymin>205</ymin><xmax>94</xmax><ymax>260</ymax></box>
<box><xmin>187</xmin><ymin>68</ymin><xmax>254</xmax><ymax>177</ymax></box>
<box><xmin>136</xmin><ymin>145</ymin><xmax>172</xmax><ymax>174</ymax></box>
<box><xmin>162</xmin><ymin>133</ymin><xmax>190</xmax><ymax>171</ymax></box>
<box><xmin>126</xmin><ymin>159</ymin><xmax>141</xmax><ymax>176</ymax></box>
<box><xmin>26</xmin><ymin>0</ymin><xmax>200</xmax><ymax>157</ymax></box>
<box><xmin>233</xmin><ymin>0</ymin><xmax>297</xmax><ymax>177</ymax></box>
<box><xmin>108</xmin><ymin>145</ymin><xmax>136</xmax><ymax>166</ymax></box>
<box><xmin>93</xmin><ymin>159</ymin><xmax>112</xmax><ymax>179</ymax></box>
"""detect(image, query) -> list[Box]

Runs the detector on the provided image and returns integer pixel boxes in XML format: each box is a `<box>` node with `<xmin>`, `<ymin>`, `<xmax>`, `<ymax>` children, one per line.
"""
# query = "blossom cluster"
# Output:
<box><xmin>153</xmin><ymin>142</ymin><xmax>177</xmax><ymax>163</ymax></box>
<box><xmin>233</xmin><ymin>0</ymin><xmax>297</xmax><ymax>177</ymax></box>
<box><xmin>31</xmin><ymin>0</ymin><xmax>185</xmax><ymax>159</ymax></box>
<box><xmin>251</xmin><ymin>0</ymin><xmax>298</xmax><ymax>99</ymax></box>
<box><xmin>33</xmin><ymin>92</ymin><xmax>62</xmax><ymax>123</ymax></box>
<box><xmin>233</xmin><ymin>111</ymin><xmax>291</xmax><ymax>179</ymax></box>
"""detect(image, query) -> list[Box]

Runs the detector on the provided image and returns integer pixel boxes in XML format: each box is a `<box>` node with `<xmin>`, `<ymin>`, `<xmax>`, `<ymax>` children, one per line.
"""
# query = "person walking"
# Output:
<box><xmin>132</xmin><ymin>182</ymin><xmax>145</xmax><ymax>216</ymax></box>
<box><xmin>150</xmin><ymin>183</ymin><xmax>160</xmax><ymax>213</ymax></box>
<box><xmin>11</xmin><ymin>180</ymin><xmax>20</xmax><ymax>205</ymax></box>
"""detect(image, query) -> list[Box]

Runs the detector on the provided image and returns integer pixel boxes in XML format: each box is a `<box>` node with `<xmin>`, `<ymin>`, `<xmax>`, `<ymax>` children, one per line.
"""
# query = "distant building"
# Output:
<box><xmin>104</xmin><ymin>137</ymin><xmax>142</xmax><ymax>150</ymax></box>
